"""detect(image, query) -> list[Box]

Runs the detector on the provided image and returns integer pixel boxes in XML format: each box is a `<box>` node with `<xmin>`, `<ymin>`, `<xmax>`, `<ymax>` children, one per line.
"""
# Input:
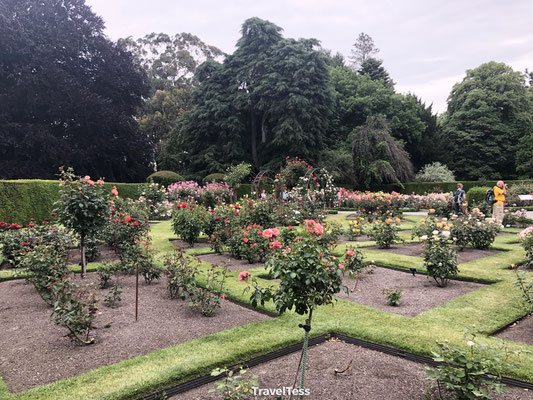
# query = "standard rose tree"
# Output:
<box><xmin>54</xmin><ymin>167</ymin><xmax>110</xmax><ymax>277</ymax></box>
<box><xmin>245</xmin><ymin>220</ymin><xmax>359</xmax><ymax>392</ymax></box>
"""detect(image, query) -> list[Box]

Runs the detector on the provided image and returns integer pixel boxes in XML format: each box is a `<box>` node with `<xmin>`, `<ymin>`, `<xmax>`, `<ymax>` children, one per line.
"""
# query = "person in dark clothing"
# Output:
<box><xmin>452</xmin><ymin>183</ymin><xmax>466</xmax><ymax>216</ymax></box>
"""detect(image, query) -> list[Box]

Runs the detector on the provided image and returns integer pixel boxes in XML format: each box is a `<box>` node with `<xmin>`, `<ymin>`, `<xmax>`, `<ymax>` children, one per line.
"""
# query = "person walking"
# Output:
<box><xmin>493</xmin><ymin>180</ymin><xmax>507</xmax><ymax>225</ymax></box>
<box><xmin>452</xmin><ymin>183</ymin><xmax>466</xmax><ymax>216</ymax></box>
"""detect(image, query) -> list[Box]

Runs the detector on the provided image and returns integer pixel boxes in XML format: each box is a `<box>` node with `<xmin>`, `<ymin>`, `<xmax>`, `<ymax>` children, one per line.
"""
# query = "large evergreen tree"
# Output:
<box><xmin>442</xmin><ymin>62</ymin><xmax>533</xmax><ymax>180</ymax></box>
<box><xmin>0</xmin><ymin>0</ymin><xmax>151</xmax><ymax>181</ymax></box>
<box><xmin>179</xmin><ymin>18</ymin><xmax>334</xmax><ymax>178</ymax></box>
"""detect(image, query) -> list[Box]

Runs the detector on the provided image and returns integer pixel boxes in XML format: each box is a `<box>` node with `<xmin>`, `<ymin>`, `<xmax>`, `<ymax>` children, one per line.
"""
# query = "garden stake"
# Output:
<box><xmin>290</xmin><ymin>309</ymin><xmax>312</xmax><ymax>400</ymax></box>
<box><xmin>135</xmin><ymin>263</ymin><xmax>139</xmax><ymax>321</ymax></box>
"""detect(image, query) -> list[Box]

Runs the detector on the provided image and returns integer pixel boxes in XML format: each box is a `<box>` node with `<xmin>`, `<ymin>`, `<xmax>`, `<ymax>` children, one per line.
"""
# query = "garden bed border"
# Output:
<box><xmin>141</xmin><ymin>332</ymin><xmax>533</xmax><ymax>400</ymax></box>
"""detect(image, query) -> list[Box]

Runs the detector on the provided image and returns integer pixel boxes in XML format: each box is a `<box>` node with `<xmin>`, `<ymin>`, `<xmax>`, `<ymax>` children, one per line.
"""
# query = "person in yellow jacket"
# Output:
<box><xmin>493</xmin><ymin>180</ymin><xmax>507</xmax><ymax>225</ymax></box>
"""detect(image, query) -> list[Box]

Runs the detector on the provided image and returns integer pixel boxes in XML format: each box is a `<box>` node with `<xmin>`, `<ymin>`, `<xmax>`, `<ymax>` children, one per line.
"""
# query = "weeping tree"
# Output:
<box><xmin>351</xmin><ymin>115</ymin><xmax>414</xmax><ymax>188</ymax></box>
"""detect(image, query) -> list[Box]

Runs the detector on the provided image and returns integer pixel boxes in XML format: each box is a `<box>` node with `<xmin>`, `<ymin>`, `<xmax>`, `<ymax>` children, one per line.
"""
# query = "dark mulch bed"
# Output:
<box><xmin>196</xmin><ymin>253</ymin><xmax>265</xmax><ymax>272</ymax></box>
<box><xmin>495</xmin><ymin>313</ymin><xmax>533</xmax><ymax>346</ymax></box>
<box><xmin>171</xmin><ymin>237</ymin><xmax>210</xmax><ymax>249</ymax></box>
<box><xmin>338</xmin><ymin>234</ymin><xmax>372</xmax><ymax>244</ymax></box>
<box><xmin>366</xmin><ymin>242</ymin><xmax>501</xmax><ymax>263</ymax></box>
<box><xmin>0</xmin><ymin>273</ymin><xmax>269</xmax><ymax>392</ymax></box>
<box><xmin>336</xmin><ymin>266</ymin><xmax>484</xmax><ymax>317</ymax></box>
<box><xmin>179</xmin><ymin>340</ymin><xmax>529</xmax><ymax>400</ymax></box>
<box><xmin>0</xmin><ymin>260</ymin><xmax>14</xmax><ymax>270</ymax></box>
<box><xmin>66</xmin><ymin>244</ymin><xmax>119</xmax><ymax>265</ymax></box>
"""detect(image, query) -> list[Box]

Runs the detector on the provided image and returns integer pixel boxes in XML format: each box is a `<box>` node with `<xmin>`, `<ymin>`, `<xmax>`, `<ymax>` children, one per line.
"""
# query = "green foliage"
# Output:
<box><xmin>224</xmin><ymin>162</ymin><xmax>252</xmax><ymax>189</ymax></box>
<box><xmin>379</xmin><ymin>180</ymin><xmax>533</xmax><ymax>195</ymax></box>
<box><xmin>172</xmin><ymin>205</ymin><xmax>205</xmax><ymax>246</ymax></box>
<box><xmin>415</xmin><ymin>162</ymin><xmax>455</xmax><ymax>182</ymax></box>
<box><xmin>367</xmin><ymin>218</ymin><xmax>403</xmax><ymax>248</ymax></box>
<box><xmin>442</xmin><ymin>61</ymin><xmax>533</xmax><ymax>180</ymax></box>
<box><xmin>0</xmin><ymin>180</ymin><xmax>141</xmax><ymax>226</ymax></box>
<box><xmin>351</xmin><ymin>115</ymin><xmax>414</xmax><ymax>187</ymax></box>
<box><xmin>518</xmin><ymin>227</ymin><xmax>533</xmax><ymax>268</ymax></box>
<box><xmin>383</xmin><ymin>287</ymin><xmax>402</xmax><ymax>306</ymax></box>
<box><xmin>513</xmin><ymin>269</ymin><xmax>533</xmax><ymax>311</ymax></box>
<box><xmin>147</xmin><ymin>171</ymin><xmax>184</xmax><ymax>187</ymax></box>
<box><xmin>180</xmin><ymin>18</ymin><xmax>334</xmax><ymax>176</ymax></box>
<box><xmin>426</xmin><ymin>332</ymin><xmax>526</xmax><ymax>399</ymax></box>
<box><xmin>52</xmin><ymin>279</ymin><xmax>99</xmax><ymax>345</ymax></box>
<box><xmin>188</xmin><ymin>265</ymin><xmax>228</xmax><ymax>317</ymax></box>
<box><xmin>1</xmin><ymin>0</ymin><xmax>151</xmax><ymax>181</ymax></box>
<box><xmin>209</xmin><ymin>366</ymin><xmax>259</xmax><ymax>400</ymax></box>
<box><xmin>55</xmin><ymin>168</ymin><xmax>110</xmax><ymax>274</ymax></box>
<box><xmin>22</xmin><ymin>242</ymin><xmax>71</xmax><ymax>304</ymax></box>
<box><xmin>465</xmin><ymin>187</ymin><xmax>491</xmax><ymax>205</ymax></box>
<box><xmin>97</xmin><ymin>262</ymin><xmax>119</xmax><ymax>289</ymax></box>
<box><xmin>247</xmin><ymin>222</ymin><xmax>348</xmax><ymax>316</ymax></box>
<box><xmin>358</xmin><ymin>57</ymin><xmax>394</xmax><ymax>88</ymax></box>
<box><xmin>163</xmin><ymin>249</ymin><xmax>199</xmax><ymax>300</ymax></box>
<box><xmin>202</xmin><ymin>173</ymin><xmax>226</xmax><ymax>184</ymax></box>
<box><xmin>104</xmin><ymin>284</ymin><xmax>122</xmax><ymax>308</ymax></box>
<box><xmin>421</xmin><ymin>230</ymin><xmax>457</xmax><ymax>287</ymax></box>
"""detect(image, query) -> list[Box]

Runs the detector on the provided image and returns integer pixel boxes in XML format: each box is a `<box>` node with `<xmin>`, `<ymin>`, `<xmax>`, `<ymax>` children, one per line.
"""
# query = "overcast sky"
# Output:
<box><xmin>85</xmin><ymin>0</ymin><xmax>533</xmax><ymax>114</ymax></box>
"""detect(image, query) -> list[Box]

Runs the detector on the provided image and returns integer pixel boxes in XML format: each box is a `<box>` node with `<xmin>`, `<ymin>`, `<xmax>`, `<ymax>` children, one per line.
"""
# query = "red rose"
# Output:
<box><xmin>125</xmin><ymin>216</ymin><xmax>132</xmax><ymax>222</ymax></box>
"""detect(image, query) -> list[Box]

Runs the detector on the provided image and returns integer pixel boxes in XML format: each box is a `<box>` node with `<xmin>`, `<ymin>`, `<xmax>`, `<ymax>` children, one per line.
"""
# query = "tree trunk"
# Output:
<box><xmin>261</xmin><ymin>113</ymin><xmax>267</xmax><ymax>144</ymax></box>
<box><xmin>251</xmin><ymin>110</ymin><xmax>259</xmax><ymax>167</ymax></box>
<box><xmin>80</xmin><ymin>233</ymin><xmax>86</xmax><ymax>278</ymax></box>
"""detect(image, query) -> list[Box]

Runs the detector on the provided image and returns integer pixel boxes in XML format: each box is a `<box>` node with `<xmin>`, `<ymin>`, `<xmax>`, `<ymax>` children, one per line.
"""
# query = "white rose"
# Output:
<box><xmin>420</xmin><ymin>235</ymin><xmax>428</xmax><ymax>240</ymax></box>
<box><xmin>432</xmin><ymin>230</ymin><xmax>439</xmax><ymax>235</ymax></box>
<box><xmin>442</xmin><ymin>231</ymin><xmax>451</xmax><ymax>238</ymax></box>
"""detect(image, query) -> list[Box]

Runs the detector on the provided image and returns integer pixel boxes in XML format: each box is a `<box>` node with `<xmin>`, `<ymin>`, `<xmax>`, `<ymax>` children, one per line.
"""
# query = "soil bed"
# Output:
<box><xmin>336</xmin><ymin>266</ymin><xmax>484</xmax><ymax>317</ymax></box>
<box><xmin>0</xmin><ymin>273</ymin><xmax>269</xmax><ymax>392</ymax></box>
<box><xmin>495</xmin><ymin>313</ymin><xmax>533</xmax><ymax>346</ymax></box>
<box><xmin>178</xmin><ymin>340</ymin><xmax>529</xmax><ymax>399</ymax></box>
<box><xmin>67</xmin><ymin>243</ymin><xmax>119</xmax><ymax>264</ymax></box>
<box><xmin>196</xmin><ymin>253</ymin><xmax>265</xmax><ymax>272</ymax></box>
<box><xmin>366</xmin><ymin>242</ymin><xmax>500</xmax><ymax>263</ymax></box>
<box><xmin>171</xmin><ymin>237</ymin><xmax>210</xmax><ymax>249</ymax></box>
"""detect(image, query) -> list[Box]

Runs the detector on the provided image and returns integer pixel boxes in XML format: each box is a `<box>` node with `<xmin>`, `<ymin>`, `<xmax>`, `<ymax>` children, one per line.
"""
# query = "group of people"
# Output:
<box><xmin>452</xmin><ymin>181</ymin><xmax>507</xmax><ymax>225</ymax></box>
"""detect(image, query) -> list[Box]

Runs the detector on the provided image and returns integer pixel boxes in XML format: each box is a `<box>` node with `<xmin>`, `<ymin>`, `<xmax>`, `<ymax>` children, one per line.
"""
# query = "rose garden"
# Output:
<box><xmin>1</xmin><ymin>159</ymin><xmax>533</xmax><ymax>400</ymax></box>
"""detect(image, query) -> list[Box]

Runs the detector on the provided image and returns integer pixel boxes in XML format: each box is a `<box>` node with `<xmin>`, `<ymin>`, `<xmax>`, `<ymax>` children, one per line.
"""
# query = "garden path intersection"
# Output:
<box><xmin>1</xmin><ymin>215</ymin><xmax>533</xmax><ymax>399</ymax></box>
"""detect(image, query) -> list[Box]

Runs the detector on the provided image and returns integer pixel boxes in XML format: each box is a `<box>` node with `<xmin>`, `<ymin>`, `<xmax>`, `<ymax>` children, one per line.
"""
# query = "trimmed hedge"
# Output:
<box><xmin>202</xmin><ymin>173</ymin><xmax>225</xmax><ymax>184</ymax></box>
<box><xmin>147</xmin><ymin>170</ymin><xmax>184</xmax><ymax>187</ymax></box>
<box><xmin>466</xmin><ymin>186</ymin><xmax>490</xmax><ymax>205</ymax></box>
<box><xmin>0</xmin><ymin>180</ymin><xmax>141</xmax><ymax>225</ymax></box>
<box><xmin>378</xmin><ymin>180</ymin><xmax>533</xmax><ymax>195</ymax></box>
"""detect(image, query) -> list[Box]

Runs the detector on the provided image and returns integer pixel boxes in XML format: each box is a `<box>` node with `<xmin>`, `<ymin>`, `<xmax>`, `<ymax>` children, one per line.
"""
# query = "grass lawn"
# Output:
<box><xmin>2</xmin><ymin>216</ymin><xmax>533</xmax><ymax>399</ymax></box>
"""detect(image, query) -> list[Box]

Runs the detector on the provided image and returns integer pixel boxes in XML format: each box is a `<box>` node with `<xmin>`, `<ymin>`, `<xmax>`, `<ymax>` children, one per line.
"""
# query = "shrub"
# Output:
<box><xmin>22</xmin><ymin>242</ymin><xmax>71</xmax><ymax>304</ymax></box>
<box><xmin>54</xmin><ymin>168</ymin><xmax>110</xmax><ymax>277</ymax></box>
<box><xmin>466</xmin><ymin>186</ymin><xmax>490</xmax><ymax>205</ymax></box>
<box><xmin>163</xmin><ymin>249</ymin><xmax>199</xmax><ymax>300</ymax></box>
<box><xmin>224</xmin><ymin>163</ymin><xmax>252</xmax><ymax>190</ymax></box>
<box><xmin>467</xmin><ymin>216</ymin><xmax>500</xmax><ymax>249</ymax></box>
<box><xmin>209</xmin><ymin>366</ymin><xmax>259</xmax><ymax>400</ymax></box>
<box><xmin>346</xmin><ymin>217</ymin><xmax>365</xmax><ymax>240</ymax></box>
<box><xmin>52</xmin><ymin>279</ymin><xmax>98</xmax><ymax>344</ymax></box>
<box><xmin>0</xmin><ymin>224</ymin><xmax>28</xmax><ymax>266</ymax></box>
<box><xmin>421</xmin><ymin>230</ymin><xmax>457</xmax><ymax>287</ymax></box>
<box><xmin>426</xmin><ymin>332</ymin><xmax>525</xmax><ymax>399</ymax></box>
<box><xmin>172</xmin><ymin>203</ymin><xmax>206</xmax><ymax>246</ymax></box>
<box><xmin>146</xmin><ymin>170</ymin><xmax>183</xmax><ymax>187</ymax></box>
<box><xmin>137</xmin><ymin>182</ymin><xmax>172</xmax><ymax>220</ymax></box>
<box><xmin>247</xmin><ymin>220</ymin><xmax>349</xmax><ymax>315</ymax></box>
<box><xmin>318</xmin><ymin>221</ymin><xmax>344</xmax><ymax>248</ymax></box>
<box><xmin>367</xmin><ymin>218</ymin><xmax>402</xmax><ymax>248</ymax></box>
<box><xmin>519</xmin><ymin>226</ymin><xmax>533</xmax><ymax>268</ymax></box>
<box><xmin>383</xmin><ymin>287</ymin><xmax>402</xmax><ymax>306</ymax></box>
<box><xmin>105</xmin><ymin>199</ymin><xmax>150</xmax><ymax>253</ymax></box>
<box><xmin>97</xmin><ymin>262</ymin><xmax>119</xmax><ymax>289</ymax></box>
<box><xmin>104</xmin><ymin>284</ymin><xmax>122</xmax><ymax>308</ymax></box>
<box><xmin>188</xmin><ymin>265</ymin><xmax>228</xmax><ymax>317</ymax></box>
<box><xmin>507</xmin><ymin>183</ymin><xmax>533</xmax><ymax>207</ymax></box>
<box><xmin>203</xmin><ymin>172</ymin><xmax>226</xmax><ymax>184</ymax></box>
<box><xmin>415</xmin><ymin>162</ymin><xmax>455</xmax><ymax>182</ymax></box>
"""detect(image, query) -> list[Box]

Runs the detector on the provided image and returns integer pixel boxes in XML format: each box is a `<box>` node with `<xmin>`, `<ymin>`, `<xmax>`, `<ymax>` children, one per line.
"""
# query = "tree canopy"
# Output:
<box><xmin>0</xmin><ymin>0</ymin><xmax>151</xmax><ymax>181</ymax></box>
<box><xmin>179</xmin><ymin>17</ymin><xmax>334</xmax><ymax>178</ymax></box>
<box><xmin>442</xmin><ymin>61</ymin><xmax>533</xmax><ymax>180</ymax></box>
